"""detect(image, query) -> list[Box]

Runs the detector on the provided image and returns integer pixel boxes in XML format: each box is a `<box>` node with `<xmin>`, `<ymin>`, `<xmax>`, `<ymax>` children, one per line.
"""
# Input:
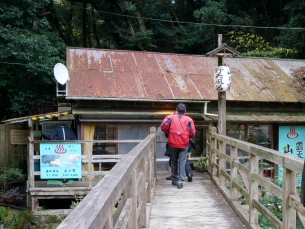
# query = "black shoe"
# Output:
<box><xmin>172</xmin><ymin>181</ymin><xmax>178</xmax><ymax>186</ymax></box>
<box><xmin>166</xmin><ymin>176</ymin><xmax>173</xmax><ymax>180</ymax></box>
<box><xmin>177</xmin><ymin>183</ymin><xmax>183</xmax><ymax>189</ymax></box>
<box><xmin>188</xmin><ymin>176</ymin><xmax>192</xmax><ymax>182</ymax></box>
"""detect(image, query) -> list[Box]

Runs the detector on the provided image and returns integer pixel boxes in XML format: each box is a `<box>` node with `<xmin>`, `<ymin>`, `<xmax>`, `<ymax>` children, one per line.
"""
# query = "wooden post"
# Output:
<box><xmin>137</xmin><ymin>169</ymin><xmax>146</xmax><ymax>228</ymax></box>
<box><xmin>210</xmin><ymin>127</ymin><xmax>217</xmax><ymax>176</ymax></box>
<box><xmin>150</xmin><ymin>127</ymin><xmax>157</xmax><ymax>178</ymax></box>
<box><xmin>0</xmin><ymin>125</ymin><xmax>7</xmax><ymax>166</ymax></box>
<box><xmin>128</xmin><ymin>171</ymin><xmax>137</xmax><ymax>229</ymax></box>
<box><xmin>282</xmin><ymin>167</ymin><xmax>297</xmax><ymax>228</ymax></box>
<box><xmin>105</xmin><ymin>215</ymin><xmax>114</xmax><ymax>229</ymax></box>
<box><xmin>88</xmin><ymin>143</ymin><xmax>92</xmax><ymax>188</ymax></box>
<box><xmin>218</xmin><ymin>92</ymin><xmax>226</xmax><ymax>136</ymax></box>
<box><xmin>145</xmin><ymin>159</ymin><xmax>151</xmax><ymax>203</ymax></box>
<box><xmin>218</xmin><ymin>34</ymin><xmax>223</xmax><ymax>66</ymax></box>
<box><xmin>218</xmin><ymin>141</ymin><xmax>226</xmax><ymax>186</ymax></box>
<box><xmin>28</xmin><ymin>126</ymin><xmax>34</xmax><ymax>190</ymax></box>
<box><xmin>216</xmin><ymin>34</ymin><xmax>227</xmax><ymax>188</ymax></box>
<box><xmin>28</xmin><ymin>126</ymin><xmax>34</xmax><ymax>209</ymax></box>
<box><xmin>230</xmin><ymin>145</ymin><xmax>238</xmax><ymax>201</ymax></box>
<box><xmin>249</xmin><ymin>154</ymin><xmax>259</xmax><ymax>226</ymax></box>
<box><xmin>217</xmin><ymin>34</ymin><xmax>226</xmax><ymax>136</ymax></box>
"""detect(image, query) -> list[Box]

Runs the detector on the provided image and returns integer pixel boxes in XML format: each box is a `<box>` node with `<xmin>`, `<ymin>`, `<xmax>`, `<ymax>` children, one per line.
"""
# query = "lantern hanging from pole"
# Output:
<box><xmin>214</xmin><ymin>65</ymin><xmax>232</xmax><ymax>92</ymax></box>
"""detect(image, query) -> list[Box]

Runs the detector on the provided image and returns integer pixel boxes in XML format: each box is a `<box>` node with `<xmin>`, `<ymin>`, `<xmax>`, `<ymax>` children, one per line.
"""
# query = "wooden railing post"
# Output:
<box><xmin>283</xmin><ymin>167</ymin><xmax>297</xmax><ymax>228</ymax></box>
<box><xmin>218</xmin><ymin>141</ymin><xmax>226</xmax><ymax>186</ymax></box>
<box><xmin>28</xmin><ymin>126</ymin><xmax>34</xmax><ymax>191</ymax></box>
<box><xmin>128</xmin><ymin>171</ymin><xmax>137</xmax><ymax>229</ymax></box>
<box><xmin>210</xmin><ymin>127</ymin><xmax>217</xmax><ymax>176</ymax></box>
<box><xmin>88</xmin><ymin>143</ymin><xmax>93</xmax><ymax>188</ymax></box>
<box><xmin>230</xmin><ymin>145</ymin><xmax>238</xmax><ymax>201</ymax></box>
<box><xmin>150</xmin><ymin>127</ymin><xmax>157</xmax><ymax>178</ymax></box>
<box><xmin>249</xmin><ymin>154</ymin><xmax>259</xmax><ymax>226</ymax></box>
<box><xmin>145</xmin><ymin>159</ymin><xmax>151</xmax><ymax>204</ymax></box>
<box><xmin>104</xmin><ymin>215</ymin><xmax>113</xmax><ymax>229</ymax></box>
<box><xmin>137</xmin><ymin>168</ymin><xmax>146</xmax><ymax>228</ymax></box>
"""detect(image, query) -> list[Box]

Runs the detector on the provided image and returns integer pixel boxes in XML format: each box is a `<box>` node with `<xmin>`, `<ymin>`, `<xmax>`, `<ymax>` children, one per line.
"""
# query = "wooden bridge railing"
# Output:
<box><xmin>207</xmin><ymin>126</ymin><xmax>305</xmax><ymax>229</ymax></box>
<box><xmin>56</xmin><ymin>127</ymin><xmax>156</xmax><ymax>229</ymax></box>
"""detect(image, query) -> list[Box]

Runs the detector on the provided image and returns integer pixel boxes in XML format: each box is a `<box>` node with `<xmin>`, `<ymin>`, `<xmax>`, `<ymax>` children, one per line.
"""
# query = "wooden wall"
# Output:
<box><xmin>0</xmin><ymin>124</ymin><xmax>7</xmax><ymax>166</ymax></box>
<box><xmin>0</xmin><ymin>123</ymin><xmax>28</xmax><ymax>168</ymax></box>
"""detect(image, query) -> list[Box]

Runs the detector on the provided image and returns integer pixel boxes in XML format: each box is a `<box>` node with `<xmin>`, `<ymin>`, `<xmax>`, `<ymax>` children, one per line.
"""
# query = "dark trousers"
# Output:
<box><xmin>168</xmin><ymin>157</ymin><xmax>193</xmax><ymax>177</ymax></box>
<box><xmin>169</xmin><ymin>145</ymin><xmax>188</xmax><ymax>184</ymax></box>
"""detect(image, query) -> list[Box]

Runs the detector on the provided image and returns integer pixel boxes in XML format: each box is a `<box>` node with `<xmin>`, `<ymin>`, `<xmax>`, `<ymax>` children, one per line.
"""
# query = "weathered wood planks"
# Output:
<box><xmin>149</xmin><ymin>170</ymin><xmax>245</xmax><ymax>229</ymax></box>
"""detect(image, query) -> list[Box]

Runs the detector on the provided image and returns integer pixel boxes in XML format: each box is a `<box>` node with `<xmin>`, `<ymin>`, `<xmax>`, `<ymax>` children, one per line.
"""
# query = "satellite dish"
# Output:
<box><xmin>54</xmin><ymin>63</ymin><xmax>70</xmax><ymax>85</ymax></box>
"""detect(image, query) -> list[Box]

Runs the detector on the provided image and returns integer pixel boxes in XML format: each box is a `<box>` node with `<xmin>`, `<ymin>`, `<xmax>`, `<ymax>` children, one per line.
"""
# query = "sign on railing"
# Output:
<box><xmin>278</xmin><ymin>126</ymin><xmax>305</xmax><ymax>186</ymax></box>
<box><xmin>40</xmin><ymin>143</ymin><xmax>82</xmax><ymax>179</ymax></box>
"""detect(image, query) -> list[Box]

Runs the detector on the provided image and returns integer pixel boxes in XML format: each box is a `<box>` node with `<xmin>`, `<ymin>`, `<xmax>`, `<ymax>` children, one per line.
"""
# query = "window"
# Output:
<box><xmin>93</xmin><ymin>124</ymin><xmax>116</xmax><ymax>154</ymax></box>
<box><xmin>247</xmin><ymin>124</ymin><xmax>273</xmax><ymax>149</ymax></box>
<box><xmin>118</xmin><ymin>124</ymin><xmax>149</xmax><ymax>154</ymax></box>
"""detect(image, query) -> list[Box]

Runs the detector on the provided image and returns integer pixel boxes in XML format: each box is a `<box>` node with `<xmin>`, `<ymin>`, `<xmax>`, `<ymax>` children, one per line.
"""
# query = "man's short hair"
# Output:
<box><xmin>176</xmin><ymin>103</ymin><xmax>186</xmax><ymax>113</ymax></box>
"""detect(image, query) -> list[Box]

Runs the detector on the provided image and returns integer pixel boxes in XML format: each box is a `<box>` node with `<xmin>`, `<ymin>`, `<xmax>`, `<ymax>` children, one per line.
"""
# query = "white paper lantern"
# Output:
<box><xmin>214</xmin><ymin>65</ymin><xmax>232</xmax><ymax>92</ymax></box>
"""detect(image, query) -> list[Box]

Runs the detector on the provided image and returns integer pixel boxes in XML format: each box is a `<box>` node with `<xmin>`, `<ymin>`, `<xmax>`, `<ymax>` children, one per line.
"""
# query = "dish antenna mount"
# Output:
<box><xmin>54</xmin><ymin>63</ymin><xmax>70</xmax><ymax>96</ymax></box>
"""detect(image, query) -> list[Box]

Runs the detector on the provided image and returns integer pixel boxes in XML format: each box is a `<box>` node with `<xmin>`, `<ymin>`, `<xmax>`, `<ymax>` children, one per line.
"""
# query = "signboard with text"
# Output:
<box><xmin>40</xmin><ymin>143</ymin><xmax>82</xmax><ymax>179</ymax></box>
<box><xmin>11</xmin><ymin>130</ymin><xmax>30</xmax><ymax>145</ymax></box>
<box><xmin>278</xmin><ymin>126</ymin><xmax>305</xmax><ymax>187</ymax></box>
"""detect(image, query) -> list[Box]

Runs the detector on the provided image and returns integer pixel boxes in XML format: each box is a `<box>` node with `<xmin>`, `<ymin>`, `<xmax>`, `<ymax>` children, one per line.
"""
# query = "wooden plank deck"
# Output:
<box><xmin>148</xmin><ymin>169</ymin><xmax>246</xmax><ymax>229</ymax></box>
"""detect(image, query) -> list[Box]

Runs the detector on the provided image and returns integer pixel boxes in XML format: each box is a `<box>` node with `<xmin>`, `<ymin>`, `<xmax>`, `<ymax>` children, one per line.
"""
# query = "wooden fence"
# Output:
<box><xmin>207</xmin><ymin>126</ymin><xmax>305</xmax><ymax>229</ymax></box>
<box><xmin>28</xmin><ymin>131</ymin><xmax>153</xmax><ymax>214</ymax></box>
<box><xmin>56</xmin><ymin>127</ymin><xmax>156</xmax><ymax>229</ymax></box>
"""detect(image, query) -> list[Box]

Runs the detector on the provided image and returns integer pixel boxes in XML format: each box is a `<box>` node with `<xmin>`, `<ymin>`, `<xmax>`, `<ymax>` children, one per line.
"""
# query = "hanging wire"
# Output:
<box><xmin>0</xmin><ymin>61</ymin><xmax>55</xmax><ymax>66</ymax></box>
<box><xmin>94</xmin><ymin>9</ymin><xmax>305</xmax><ymax>30</ymax></box>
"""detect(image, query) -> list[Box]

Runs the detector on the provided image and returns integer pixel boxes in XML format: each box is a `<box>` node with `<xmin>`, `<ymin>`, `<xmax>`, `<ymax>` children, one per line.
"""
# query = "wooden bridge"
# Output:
<box><xmin>32</xmin><ymin>127</ymin><xmax>305</xmax><ymax>229</ymax></box>
<box><xmin>148</xmin><ymin>170</ymin><xmax>245</xmax><ymax>229</ymax></box>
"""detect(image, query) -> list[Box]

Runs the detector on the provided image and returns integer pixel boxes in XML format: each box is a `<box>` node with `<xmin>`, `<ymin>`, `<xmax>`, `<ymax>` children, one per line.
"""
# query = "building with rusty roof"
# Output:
<box><xmin>3</xmin><ymin>47</ymin><xmax>305</xmax><ymax>159</ymax></box>
<box><xmin>2</xmin><ymin>46</ymin><xmax>305</xmax><ymax>212</ymax></box>
<box><xmin>64</xmin><ymin>47</ymin><xmax>305</xmax><ymax>159</ymax></box>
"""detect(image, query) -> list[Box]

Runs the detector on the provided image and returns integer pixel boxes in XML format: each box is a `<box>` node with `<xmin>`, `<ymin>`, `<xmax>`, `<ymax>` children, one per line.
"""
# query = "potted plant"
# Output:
<box><xmin>193</xmin><ymin>156</ymin><xmax>209</xmax><ymax>172</ymax></box>
<box><xmin>3</xmin><ymin>187</ymin><xmax>25</xmax><ymax>203</ymax></box>
<box><xmin>0</xmin><ymin>163</ymin><xmax>26</xmax><ymax>191</ymax></box>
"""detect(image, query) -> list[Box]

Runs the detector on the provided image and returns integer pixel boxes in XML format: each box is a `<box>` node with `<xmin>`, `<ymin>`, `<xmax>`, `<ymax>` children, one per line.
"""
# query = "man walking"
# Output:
<box><xmin>161</xmin><ymin>103</ymin><xmax>196</xmax><ymax>189</ymax></box>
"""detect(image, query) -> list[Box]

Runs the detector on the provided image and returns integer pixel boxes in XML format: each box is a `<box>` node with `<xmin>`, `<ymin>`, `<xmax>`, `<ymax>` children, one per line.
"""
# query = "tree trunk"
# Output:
<box><xmin>93</xmin><ymin>22</ymin><xmax>101</xmax><ymax>48</ymax></box>
<box><xmin>48</xmin><ymin>0</ymin><xmax>68</xmax><ymax>44</ymax></box>
<box><xmin>136</xmin><ymin>12</ymin><xmax>146</xmax><ymax>32</ymax></box>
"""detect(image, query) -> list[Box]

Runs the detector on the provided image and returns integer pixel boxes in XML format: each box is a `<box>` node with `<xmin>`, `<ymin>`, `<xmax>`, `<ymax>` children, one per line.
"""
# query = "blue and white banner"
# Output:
<box><xmin>40</xmin><ymin>143</ymin><xmax>82</xmax><ymax>179</ymax></box>
<box><xmin>278</xmin><ymin>126</ymin><xmax>305</xmax><ymax>186</ymax></box>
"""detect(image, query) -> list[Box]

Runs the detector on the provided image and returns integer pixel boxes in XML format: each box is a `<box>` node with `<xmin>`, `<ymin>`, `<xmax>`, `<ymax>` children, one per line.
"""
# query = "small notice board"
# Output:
<box><xmin>40</xmin><ymin>143</ymin><xmax>82</xmax><ymax>179</ymax></box>
<box><xmin>11</xmin><ymin>130</ymin><xmax>30</xmax><ymax>145</ymax></box>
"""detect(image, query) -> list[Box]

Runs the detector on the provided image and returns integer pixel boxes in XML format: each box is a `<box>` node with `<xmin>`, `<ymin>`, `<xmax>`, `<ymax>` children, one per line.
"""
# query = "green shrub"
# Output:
<box><xmin>0</xmin><ymin>206</ymin><xmax>8</xmax><ymax>222</ymax></box>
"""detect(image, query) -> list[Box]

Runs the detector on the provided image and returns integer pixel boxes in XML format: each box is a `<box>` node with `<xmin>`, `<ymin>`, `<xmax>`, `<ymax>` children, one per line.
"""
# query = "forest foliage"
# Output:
<box><xmin>0</xmin><ymin>0</ymin><xmax>305</xmax><ymax>119</ymax></box>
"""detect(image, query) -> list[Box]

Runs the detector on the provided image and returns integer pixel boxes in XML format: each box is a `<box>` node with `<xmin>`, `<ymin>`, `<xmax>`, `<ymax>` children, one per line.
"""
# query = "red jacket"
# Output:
<box><xmin>161</xmin><ymin>113</ymin><xmax>196</xmax><ymax>148</ymax></box>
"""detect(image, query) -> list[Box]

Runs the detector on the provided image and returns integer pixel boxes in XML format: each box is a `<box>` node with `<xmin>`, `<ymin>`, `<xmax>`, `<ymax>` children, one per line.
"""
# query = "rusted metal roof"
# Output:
<box><xmin>66</xmin><ymin>47</ymin><xmax>305</xmax><ymax>103</ymax></box>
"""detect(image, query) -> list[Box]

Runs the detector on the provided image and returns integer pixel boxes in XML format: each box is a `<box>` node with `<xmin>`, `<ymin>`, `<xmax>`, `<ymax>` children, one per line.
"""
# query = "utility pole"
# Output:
<box><xmin>217</xmin><ymin>34</ymin><xmax>226</xmax><ymax>136</ymax></box>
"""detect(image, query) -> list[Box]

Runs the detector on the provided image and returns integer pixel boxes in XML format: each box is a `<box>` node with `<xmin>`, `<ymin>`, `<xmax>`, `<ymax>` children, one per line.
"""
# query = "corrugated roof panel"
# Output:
<box><xmin>225</xmin><ymin>58</ymin><xmax>305</xmax><ymax>102</ymax></box>
<box><xmin>189</xmin><ymin>74</ymin><xmax>216</xmax><ymax>99</ymax></box>
<box><xmin>66</xmin><ymin>48</ymin><xmax>305</xmax><ymax>102</ymax></box>
<box><xmin>133</xmin><ymin>52</ymin><xmax>173</xmax><ymax>99</ymax></box>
